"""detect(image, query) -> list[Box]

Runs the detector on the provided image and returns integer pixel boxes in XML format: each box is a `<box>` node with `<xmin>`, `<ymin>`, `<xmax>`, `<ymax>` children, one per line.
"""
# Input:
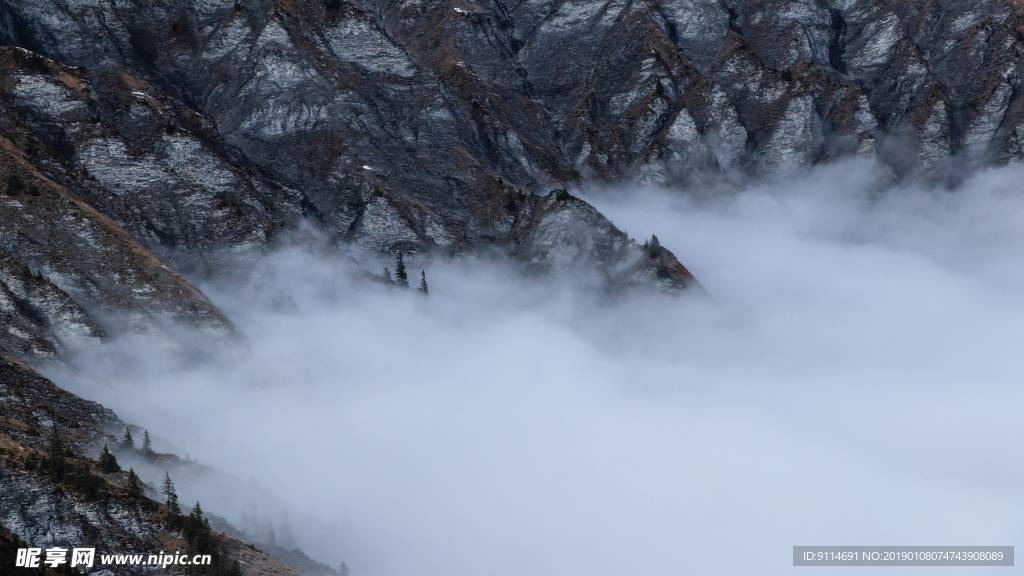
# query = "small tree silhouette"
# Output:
<box><xmin>124</xmin><ymin>468</ymin><xmax>146</xmax><ymax>503</ymax></box>
<box><xmin>162</xmin><ymin>471</ymin><xmax>183</xmax><ymax>530</ymax></box>
<box><xmin>4</xmin><ymin>174</ymin><xmax>25</xmax><ymax>196</ymax></box>
<box><xmin>646</xmin><ymin>234</ymin><xmax>662</xmax><ymax>257</ymax></box>
<box><xmin>395</xmin><ymin>252</ymin><xmax>408</xmax><ymax>287</ymax></box>
<box><xmin>141</xmin><ymin>430</ymin><xmax>155</xmax><ymax>459</ymax></box>
<box><xmin>121</xmin><ymin>427</ymin><xmax>135</xmax><ymax>449</ymax></box>
<box><xmin>70</xmin><ymin>459</ymin><xmax>100</xmax><ymax>499</ymax></box>
<box><xmin>98</xmin><ymin>444</ymin><xmax>121</xmax><ymax>473</ymax></box>
<box><xmin>162</xmin><ymin>471</ymin><xmax>181</xmax><ymax>515</ymax></box>
<box><xmin>42</xmin><ymin>429</ymin><xmax>68</xmax><ymax>481</ymax></box>
<box><xmin>419</xmin><ymin>270</ymin><xmax>429</xmax><ymax>294</ymax></box>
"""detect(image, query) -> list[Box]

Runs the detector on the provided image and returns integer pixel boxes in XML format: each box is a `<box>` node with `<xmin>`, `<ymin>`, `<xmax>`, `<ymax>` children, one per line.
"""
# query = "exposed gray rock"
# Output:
<box><xmin>0</xmin><ymin>251</ymin><xmax>106</xmax><ymax>364</ymax></box>
<box><xmin>0</xmin><ymin>356</ymin><xmax>337</xmax><ymax>576</ymax></box>
<box><xmin>0</xmin><ymin>464</ymin><xmax>162</xmax><ymax>576</ymax></box>
<box><xmin>0</xmin><ymin>0</ymin><xmax>1021</xmax><ymax>368</ymax></box>
<box><xmin>0</xmin><ymin>356</ymin><xmax>124</xmax><ymax>453</ymax></box>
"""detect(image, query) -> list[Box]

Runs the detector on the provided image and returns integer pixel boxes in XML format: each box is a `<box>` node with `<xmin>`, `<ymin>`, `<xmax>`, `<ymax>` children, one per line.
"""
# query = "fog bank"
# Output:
<box><xmin>69</xmin><ymin>160</ymin><xmax>1024</xmax><ymax>575</ymax></box>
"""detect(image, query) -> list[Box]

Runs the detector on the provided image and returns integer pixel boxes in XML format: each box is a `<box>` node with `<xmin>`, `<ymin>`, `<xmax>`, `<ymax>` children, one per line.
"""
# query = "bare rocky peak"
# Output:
<box><xmin>0</xmin><ymin>0</ymin><xmax>1020</xmax><ymax>363</ymax></box>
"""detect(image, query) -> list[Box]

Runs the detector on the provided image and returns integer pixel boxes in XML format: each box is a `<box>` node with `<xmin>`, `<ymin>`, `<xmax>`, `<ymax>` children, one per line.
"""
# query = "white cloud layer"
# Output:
<box><xmin>65</xmin><ymin>160</ymin><xmax>1024</xmax><ymax>575</ymax></box>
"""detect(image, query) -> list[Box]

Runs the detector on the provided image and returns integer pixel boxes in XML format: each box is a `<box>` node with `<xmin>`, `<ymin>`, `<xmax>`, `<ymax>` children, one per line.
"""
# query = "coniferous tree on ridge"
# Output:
<box><xmin>98</xmin><ymin>444</ymin><xmax>120</xmax><ymax>473</ymax></box>
<box><xmin>182</xmin><ymin>502</ymin><xmax>227</xmax><ymax>576</ymax></box>
<box><xmin>121</xmin><ymin>427</ymin><xmax>134</xmax><ymax>449</ymax></box>
<box><xmin>382</xmin><ymin>267</ymin><xmax>393</xmax><ymax>283</ymax></box>
<box><xmin>42</xmin><ymin>429</ymin><xmax>68</xmax><ymax>481</ymax></box>
<box><xmin>124</xmin><ymin>468</ymin><xmax>146</xmax><ymax>503</ymax></box>
<box><xmin>141</xmin><ymin>430</ymin><xmax>155</xmax><ymax>459</ymax></box>
<box><xmin>395</xmin><ymin>251</ymin><xmax>408</xmax><ymax>287</ymax></box>
<box><xmin>162</xmin><ymin>471</ymin><xmax>181</xmax><ymax>515</ymax></box>
<box><xmin>182</xmin><ymin>502</ymin><xmax>207</xmax><ymax>546</ymax></box>
<box><xmin>419</xmin><ymin>270</ymin><xmax>428</xmax><ymax>294</ymax></box>
<box><xmin>70</xmin><ymin>459</ymin><xmax>100</xmax><ymax>499</ymax></box>
<box><xmin>647</xmin><ymin>234</ymin><xmax>662</xmax><ymax>257</ymax></box>
<box><xmin>162</xmin><ymin>471</ymin><xmax>183</xmax><ymax>530</ymax></box>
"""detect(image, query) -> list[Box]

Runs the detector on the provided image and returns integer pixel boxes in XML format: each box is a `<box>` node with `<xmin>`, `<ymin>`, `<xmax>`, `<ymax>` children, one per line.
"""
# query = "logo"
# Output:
<box><xmin>15</xmin><ymin>548</ymin><xmax>95</xmax><ymax>568</ymax></box>
<box><xmin>14</xmin><ymin>548</ymin><xmax>210</xmax><ymax>568</ymax></box>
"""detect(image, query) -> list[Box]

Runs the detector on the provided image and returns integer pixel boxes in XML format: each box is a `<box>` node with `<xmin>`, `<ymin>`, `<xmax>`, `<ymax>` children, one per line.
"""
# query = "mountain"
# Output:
<box><xmin>2</xmin><ymin>0</ymin><xmax>1022</xmax><ymax>365</ymax></box>
<box><xmin>0</xmin><ymin>354</ymin><xmax>339</xmax><ymax>576</ymax></box>
<box><xmin>1</xmin><ymin>1</ymin><xmax>1022</xmax><ymax>572</ymax></box>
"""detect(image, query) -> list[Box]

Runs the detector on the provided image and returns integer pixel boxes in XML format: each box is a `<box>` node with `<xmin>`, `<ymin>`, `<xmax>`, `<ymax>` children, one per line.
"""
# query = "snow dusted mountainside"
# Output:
<box><xmin>0</xmin><ymin>1</ymin><xmax>1023</xmax><ymax>574</ymax></box>
<box><xmin>0</xmin><ymin>0</ymin><xmax>1022</xmax><ymax>364</ymax></box>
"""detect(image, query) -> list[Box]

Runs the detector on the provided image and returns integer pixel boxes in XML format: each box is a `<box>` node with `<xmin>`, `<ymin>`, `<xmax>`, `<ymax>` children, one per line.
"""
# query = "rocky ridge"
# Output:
<box><xmin>0</xmin><ymin>0</ymin><xmax>1019</xmax><ymax>365</ymax></box>
<box><xmin>0</xmin><ymin>356</ymin><xmax>340</xmax><ymax>576</ymax></box>
<box><xmin>1</xmin><ymin>1</ymin><xmax>1022</xmax><ymax>571</ymax></box>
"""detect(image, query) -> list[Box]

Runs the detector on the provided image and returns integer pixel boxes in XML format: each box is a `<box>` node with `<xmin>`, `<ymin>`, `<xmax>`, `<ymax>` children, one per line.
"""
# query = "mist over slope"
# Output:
<box><xmin>61</xmin><ymin>161</ymin><xmax>1024</xmax><ymax>576</ymax></box>
<box><xmin>3</xmin><ymin>0</ymin><xmax>1024</xmax><ymax>371</ymax></box>
<box><xmin>4</xmin><ymin>0</ymin><xmax>1024</xmax><ymax>572</ymax></box>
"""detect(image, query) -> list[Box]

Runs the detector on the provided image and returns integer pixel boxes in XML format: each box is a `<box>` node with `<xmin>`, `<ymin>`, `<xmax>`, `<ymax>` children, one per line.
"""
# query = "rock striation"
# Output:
<box><xmin>0</xmin><ymin>0</ymin><xmax>1021</xmax><ymax>361</ymax></box>
<box><xmin>0</xmin><ymin>355</ymin><xmax>339</xmax><ymax>576</ymax></box>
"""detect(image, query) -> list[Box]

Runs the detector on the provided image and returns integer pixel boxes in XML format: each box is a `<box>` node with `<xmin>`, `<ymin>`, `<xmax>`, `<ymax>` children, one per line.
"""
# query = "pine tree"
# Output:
<box><xmin>395</xmin><ymin>251</ymin><xmax>408</xmax><ymax>287</ymax></box>
<box><xmin>647</xmin><ymin>234</ymin><xmax>662</xmax><ymax>257</ymax></box>
<box><xmin>122</xmin><ymin>427</ymin><xmax>135</xmax><ymax>449</ymax></box>
<box><xmin>98</xmin><ymin>444</ymin><xmax>121</xmax><ymax>473</ymax></box>
<box><xmin>42</xmin><ymin>429</ymin><xmax>68</xmax><ymax>481</ymax></box>
<box><xmin>183</xmin><ymin>502</ymin><xmax>222</xmax><ymax>575</ymax></box>
<box><xmin>69</xmin><ymin>459</ymin><xmax>100</xmax><ymax>499</ymax></box>
<box><xmin>339</xmin><ymin>562</ymin><xmax>350</xmax><ymax>576</ymax></box>
<box><xmin>162</xmin><ymin>471</ymin><xmax>183</xmax><ymax>530</ymax></box>
<box><xmin>141</xmin><ymin>430</ymin><xmax>155</xmax><ymax>459</ymax></box>
<box><xmin>167</xmin><ymin>500</ymin><xmax>235</xmax><ymax>576</ymax></box>
<box><xmin>382</xmin><ymin>267</ymin><xmax>393</xmax><ymax>283</ymax></box>
<box><xmin>124</xmin><ymin>468</ymin><xmax>146</xmax><ymax>503</ymax></box>
<box><xmin>183</xmin><ymin>502</ymin><xmax>205</xmax><ymax>542</ymax></box>
<box><xmin>419</xmin><ymin>270</ymin><xmax>428</xmax><ymax>294</ymax></box>
<box><xmin>162</xmin><ymin>471</ymin><xmax>181</xmax><ymax>514</ymax></box>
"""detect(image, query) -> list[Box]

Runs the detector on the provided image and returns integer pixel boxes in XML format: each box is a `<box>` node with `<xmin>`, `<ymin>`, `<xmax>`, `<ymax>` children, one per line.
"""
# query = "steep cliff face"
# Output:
<box><xmin>0</xmin><ymin>251</ymin><xmax>106</xmax><ymax>366</ymax></box>
<box><xmin>5</xmin><ymin>0</ymin><xmax>1022</xmax><ymax>194</ymax></box>
<box><xmin>0</xmin><ymin>0</ymin><xmax>1021</xmax><ymax>364</ymax></box>
<box><xmin>0</xmin><ymin>356</ymin><xmax>122</xmax><ymax>453</ymax></box>
<box><xmin>0</xmin><ymin>356</ymin><xmax>338</xmax><ymax>576</ymax></box>
<box><xmin>0</xmin><ymin>2</ymin><xmax>1020</xmax><ymax>570</ymax></box>
<box><xmin>0</xmin><ymin>48</ymin><xmax>244</xmax><ymax>364</ymax></box>
<box><xmin>0</xmin><ymin>460</ymin><xmax>311</xmax><ymax>576</ymax></box>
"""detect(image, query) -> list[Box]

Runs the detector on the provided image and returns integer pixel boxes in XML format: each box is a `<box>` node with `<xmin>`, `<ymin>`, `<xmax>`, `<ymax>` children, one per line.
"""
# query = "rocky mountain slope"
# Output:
<box><xmin>0</xmin><ymin>0</ymin><xmax>1020</xmax><ymax>367</ymax></box>
<box><xmin>2</xmin><ymin>0</ymin><xmax>1023</xmax><ymax>571</ymax></box>
<box><xmin>0</xmin><ymin>355</ymin><xmax>339</xmax><ymax>576</ymax></box>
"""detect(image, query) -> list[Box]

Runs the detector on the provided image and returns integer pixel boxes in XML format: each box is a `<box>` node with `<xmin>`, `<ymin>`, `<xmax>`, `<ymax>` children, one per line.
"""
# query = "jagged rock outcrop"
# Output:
<box><xmin>0</xmin><ymin>251</ymin><xmax>107</xmax><ymax>365</ymax></box>
<box><xmin>0</xmin><ymin>0</ymin><xmax>1021</xmax><ymax>364</ymax></box>
<box><xmin>0</xmin><ymin>356</ymin><xmax>122</xmax><ymax>453</ymax></box>
<box><xmin>7</xmin><ymin>0</ymin><xmax>1021</xmax><ymax>192</ymax></box>
<box><xmin>0</xmin><ymin>48</ymin><xmax>242</xmax><ymax>363</ymax></box>
<box><xmin>0</xmin><ymin>461</ymin><xmax>165</xmax><ymax>576</ymax></box>
<box><xmin>1</xmin><ymin>2</ymin><xmax>1020</xmax><ymax>570</ymax></box>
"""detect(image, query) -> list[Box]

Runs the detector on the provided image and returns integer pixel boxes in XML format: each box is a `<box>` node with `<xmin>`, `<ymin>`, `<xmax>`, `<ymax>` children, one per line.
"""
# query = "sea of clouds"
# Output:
<box><xmin>65</xmin><ymin>160</ymin><xmax>1024</xmax><ymax>575</ymax></box>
